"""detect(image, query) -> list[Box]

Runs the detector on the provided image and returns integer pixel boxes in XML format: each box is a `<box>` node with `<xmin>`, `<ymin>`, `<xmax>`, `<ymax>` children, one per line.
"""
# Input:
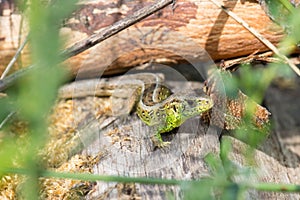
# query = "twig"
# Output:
<box><xmin>0</xmin><ymin>36</ymin><xmax>29</xmax><ymax>80</ymax></box>
<box><xmin>0</xmin><ymin>65</ymin><xmax>35</xmax><ymax>91</ymax></box>
<box><xmin>221</xmin><ymin>51</ymin><xmax>277</xmax><ymax>70</ymax></box>
<box><xmin>209</xmin><ymin>0</ymin><xmax>300</xmax><ymax>76</ymax></box>
<box><xmin>0</xmin><ymin>0</ymin><xmax>174</xmax><ymax>92</ymax></box>
<box><xmin>1</xmin><ymin>0</ymin><xmax>54</xmax><ymax>80</ymax></box>
<box><xmin>62</xmin><ymin>0</ymin><xmax>174</xmax><ymax>58</ymax></box>
<box><xmin>0</xmin><ymin>111</ymin><xmax>16</xmax><ymax>129</ymax></box>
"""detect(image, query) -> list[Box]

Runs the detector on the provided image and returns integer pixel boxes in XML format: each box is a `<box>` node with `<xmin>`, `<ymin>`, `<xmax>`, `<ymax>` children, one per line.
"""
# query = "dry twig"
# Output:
<box><xmin>0</xmin><ymin>0</ymin><xmax>174</xmax><ymax>92</ymax></box>
<box><xmin>62</xmin><ymin>0</ymin><xmax>175</xmax><ymax>58</ymax></box>
<box><xmin>209</xmin><ymin>0</ymin><xmax>300</xmax><ymax>76</ymax></box>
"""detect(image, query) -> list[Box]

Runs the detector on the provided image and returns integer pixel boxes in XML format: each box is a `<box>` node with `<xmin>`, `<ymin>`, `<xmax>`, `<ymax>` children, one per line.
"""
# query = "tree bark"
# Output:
<box><xmin>1</xmin><ymin>0</ymin><xmax>285</xmax><ymax>78</ymax></box>
<box><xmin>63</xmin><ymin>0</ymin><xmax>284</xmax><ymax>78</ymax></box>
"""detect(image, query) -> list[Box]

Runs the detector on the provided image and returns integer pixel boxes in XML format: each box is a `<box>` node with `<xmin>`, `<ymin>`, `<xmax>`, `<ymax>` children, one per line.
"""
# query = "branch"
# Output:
<box><xmin>0</xmin><ymin>0</ymin><xmax>174</xmax><ymax>92</ymax></box>
<box><xmin>62</xmin><ymin>0</ymin><xmax>174</xmax><ymax>58</ymax></box>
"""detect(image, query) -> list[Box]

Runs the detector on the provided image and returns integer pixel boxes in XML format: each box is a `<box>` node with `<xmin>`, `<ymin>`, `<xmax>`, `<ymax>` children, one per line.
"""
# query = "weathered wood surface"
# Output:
<box><xmin>74</xmin><ymin>78</ymin><xmax>221</xmax><ymax>199</ymax></box>
<box><xmin>64</xmin><ymin>74</ymin><xmax>300</xmax><ymax>199</ymax></box>
<box><xmin>0</xmin><ymin>0</ymin><xmax>285</xmax><ymax>77</ymax></box>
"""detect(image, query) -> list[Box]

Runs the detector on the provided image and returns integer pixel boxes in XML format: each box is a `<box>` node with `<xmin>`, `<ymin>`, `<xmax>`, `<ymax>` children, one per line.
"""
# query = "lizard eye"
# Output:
<box><xmin>186</xmin><ymin>99</ymin><xmax>196</xmax><ymax>107</ymax></box>
<box><xmin>201</xmin><ymin>99</ymin><xmax>213</xmax><ymax>108</ymax></box>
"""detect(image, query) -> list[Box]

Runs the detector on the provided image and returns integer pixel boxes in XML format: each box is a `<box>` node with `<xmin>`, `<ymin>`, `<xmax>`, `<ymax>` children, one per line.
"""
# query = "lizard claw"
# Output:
<box><xmin>158</xmin><ymin>141</ymin><xmax>171</xmax><ymax>148</ymax></box>
<box><xmin>151</xmin><ymin>134</ymin><xmax>171</xmax><ymax>148</ymax></box>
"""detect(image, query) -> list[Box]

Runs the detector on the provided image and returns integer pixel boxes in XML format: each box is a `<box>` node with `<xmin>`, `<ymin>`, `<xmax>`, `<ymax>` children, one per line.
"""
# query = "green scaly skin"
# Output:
<box><xmin>137</xmin><ymin>92</ymin><xmax>213</xmax><ymax>147</ymax></box>
<box><xmin>58</xmin><ymin>72</ymin><xmax>214</xmax><ymax>148</ymax></box>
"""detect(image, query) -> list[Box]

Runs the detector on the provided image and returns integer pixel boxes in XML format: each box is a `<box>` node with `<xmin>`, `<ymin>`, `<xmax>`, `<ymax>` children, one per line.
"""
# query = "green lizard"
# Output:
<box><xmin>136</xmin><ymin>87</ymin><xmax>213</xmax><ymax>147</ymax></box>
<box><xmin>58</xmin><ymin>73</ymin><xmax>214</xmax><ymax>147</ymax></box>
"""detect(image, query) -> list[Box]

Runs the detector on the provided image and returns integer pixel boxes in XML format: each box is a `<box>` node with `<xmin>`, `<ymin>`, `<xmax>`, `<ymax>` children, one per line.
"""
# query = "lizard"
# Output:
<box><xmin>58</xmin><ymin>73</ymin><xmax>214</xmax><ymax>147</ymax></box>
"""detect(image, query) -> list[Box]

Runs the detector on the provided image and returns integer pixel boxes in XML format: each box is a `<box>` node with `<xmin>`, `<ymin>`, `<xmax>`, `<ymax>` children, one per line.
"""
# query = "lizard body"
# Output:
<box><xmin>58</xmin><ymin>73</ymin><xmax>213</xmax><ymax>147</ymax></box>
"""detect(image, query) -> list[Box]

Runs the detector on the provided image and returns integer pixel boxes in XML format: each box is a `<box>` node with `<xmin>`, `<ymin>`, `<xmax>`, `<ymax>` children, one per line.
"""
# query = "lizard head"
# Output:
<box><xmin>166</xmin><ymin>95</ymin><xmax>213</xmax><ymax>121</ymax></box>
<box><xmin>162</xmin><ymin>94</ymin><xmax>213</xmax><ymax>125</ymax></box>
<box><xmin>185</xmin><ymin>95</ymin><xmax>214</xmax><ymax>114</ymax></box>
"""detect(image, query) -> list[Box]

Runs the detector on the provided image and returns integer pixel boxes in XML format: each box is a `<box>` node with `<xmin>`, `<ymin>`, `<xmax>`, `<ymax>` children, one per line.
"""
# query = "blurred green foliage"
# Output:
<box><xmin>0</xmin><ymin>0</ymin><xmax>78</xmax><ymax>199</ymax></box>
<box><xmin>0</xmin><ymin>0</ymin><xmax>299</xmax><ymax>199</ymax></box>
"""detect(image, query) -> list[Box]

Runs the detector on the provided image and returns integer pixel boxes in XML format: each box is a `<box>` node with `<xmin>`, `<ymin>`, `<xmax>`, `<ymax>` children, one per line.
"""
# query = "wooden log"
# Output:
<box><xmin>1</xmin><ymin>0</ymin><xmax>285</xmax><ymax>78</ymax></box>
<box><xmin>52</xmin><ymin>74</ymin><xmax>300</xmax><ymax>199</ymax></box>
<box><xmin>76</xmin><ymin>80</ymin><xmax>221</xmax><ymax>199</ymax></box>
<box><xmin>63</xmin><ymin>0</ymin><xmax>285</xmax><ymax>78</ymax></box>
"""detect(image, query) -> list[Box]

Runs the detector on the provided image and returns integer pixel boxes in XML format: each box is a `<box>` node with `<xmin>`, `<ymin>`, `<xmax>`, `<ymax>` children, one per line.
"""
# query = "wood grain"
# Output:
<box><xmin>62</xmin><ymin>0</ymin><xmax>284</xmax><ymax>77</ymax></box>
<box><xmin>1</xmin><ymin>0</ymin><xmax>284</xmax><ymax>78</ymax></box>
<box><xmin>74</xmin><ymin>80</ymin><xmax>221</xmax><ymax>199</ymax></box>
